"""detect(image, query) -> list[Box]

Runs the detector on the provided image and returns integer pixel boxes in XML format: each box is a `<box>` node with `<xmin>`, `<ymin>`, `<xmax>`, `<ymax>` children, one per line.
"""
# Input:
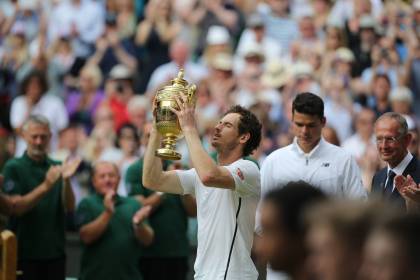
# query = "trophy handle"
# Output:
<box><xmin>186</xmin><ymin>84</ymin><xmax>197</xmax><ymax>105</ymax></box>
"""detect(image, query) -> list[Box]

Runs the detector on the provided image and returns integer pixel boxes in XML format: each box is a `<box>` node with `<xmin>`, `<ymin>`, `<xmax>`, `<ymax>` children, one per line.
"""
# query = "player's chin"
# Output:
<box><xmin>211</xmin><ymin>139</ymin><xmax>220</xmax><ymax>148</ymax></box>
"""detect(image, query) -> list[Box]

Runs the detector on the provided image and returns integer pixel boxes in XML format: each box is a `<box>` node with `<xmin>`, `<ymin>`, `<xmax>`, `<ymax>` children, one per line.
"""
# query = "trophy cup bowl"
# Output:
<box><xmin>155</xmin><ymin>69</ymin><xmax>197</xmax><ymax>160</ymax></box>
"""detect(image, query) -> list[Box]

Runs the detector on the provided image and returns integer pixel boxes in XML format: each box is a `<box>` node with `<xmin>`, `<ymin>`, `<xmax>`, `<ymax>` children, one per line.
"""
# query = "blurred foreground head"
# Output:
<box><xmin>256</xmin><ymin>181</ymin><xmax>326</xmax><ymax>277</ymax></box>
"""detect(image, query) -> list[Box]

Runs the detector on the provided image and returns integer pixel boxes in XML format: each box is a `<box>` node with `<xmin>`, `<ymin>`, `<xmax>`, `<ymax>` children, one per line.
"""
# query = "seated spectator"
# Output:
<box><xmin>103</xmin><ymin>64</ymin><xmax>134</xmax><ymax>131</ymax></box>
<box><xmin>127</xmin><ymin>95</ymin><xmax>150</xmax><ymax>138</ymax></box>
<box><xmin>389</xmin><ymin>86</ymin><xmax>415</xmax><ymax>117</ymax></box>
<box><xmin>66</xmin><ymin>63</ymin><xmax>104</xmax><ymax>133</ymax></box>
<box><xmin>100</xmin><ymin>123</ymin><xmax>140</xmax><ymax>196</ymax></box>
<box><xmin>77</xmin><ymin>161</ymin><xmax>154</xmax><ymax>280</ymax></box>
<box><xmin>367</xmin><ymin>73</ymin><xmax>392</xmax><ymax>118</ymax></box>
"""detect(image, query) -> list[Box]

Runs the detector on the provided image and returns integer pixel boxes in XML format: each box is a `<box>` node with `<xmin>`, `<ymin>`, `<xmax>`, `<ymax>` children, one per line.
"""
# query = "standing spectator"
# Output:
<box><xmin>2</xmin><ymin>115</ymin><xmax>80</xmax><ymax>280</ymax></box>
<box><xmin>371</xmin><ymin>112</ymin><xmax>420</xmax><ymax>210</ymax></box>
<box><xmin>115</xmin><ymin>0</ymin><xmax>137</xmax><ymax>39</ymax></box>
<box><xmin>10</xmin><ymin>70</ymin><xmax>68</xmax><ymax>156</ymax></box>
<box><xmin>184</xmin><ymin>0</ymin><xmax>244</xmax><ymax>57</ymax></box>
<box><xmin>88</xmin><ymin>15</ymin><xmax>138</xmax><ymax>77</ymax></box>
<box><xmin>261</xmin><ymin>0</ymin><xmax>298</xmax><ymax>54</ymax></box>
<box><xmin>126</xmin><ymin>160</ymin><xmax>196</xmax><ymax>280</ymax></box>
<box><xmin>135</xmin><ymin>0</ymin><xmax>181</xmax><ymax>92</ymax></box>
<box><xmin>48</xmin><ymin>0</ymin><xmax>104</xmax><ymax>58</ymax></box>
<box><xmin>143</xmin><ymin>105</ymin><xmax>262</xmax><ymax>280</ymax></box>
<box><xmin>77</xmin><ymin>161</ymin><xmax>154</xmax><ymax>280</ymax></box>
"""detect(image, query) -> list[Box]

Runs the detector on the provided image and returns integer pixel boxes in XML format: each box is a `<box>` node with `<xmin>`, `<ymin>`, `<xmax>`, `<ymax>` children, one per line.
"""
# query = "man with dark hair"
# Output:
<box><xmin>2</xmin><ymin>115</ymin><xmax>80</xmax><ymax>280</ymax></box>
<box><xmin>371</xmin><ymin>112</ymin><xmax>420</xmax><ymax>210</ymax></box>
<box><xmin>143</xmin><ymin>100</ymin><xmax>262</xmax><ymax>279</ymax></box>
<box><xmin>256</xmin><ymin>181</ymin><xmax>326</xmax><ymax>280</ymax></box>
<box><xmin>261</xmin><ymin>92</ymin><xmax>366</xmax><ymax>198</ymax></box>
<box><xmin>260</xmin><ymin>92</ymin><xmax>366</xmax><ymax>279</ymax></box>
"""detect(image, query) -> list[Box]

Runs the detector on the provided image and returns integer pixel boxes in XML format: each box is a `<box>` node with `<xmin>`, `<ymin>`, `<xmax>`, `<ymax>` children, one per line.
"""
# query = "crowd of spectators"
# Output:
<box><xmin>0</xmin><ymin>0</ymin><xmax>420</xmax><ymax>279</ymax></box>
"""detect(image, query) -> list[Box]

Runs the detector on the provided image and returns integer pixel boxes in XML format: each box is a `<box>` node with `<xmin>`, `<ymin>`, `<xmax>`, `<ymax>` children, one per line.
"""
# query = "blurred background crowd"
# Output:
<box><xmin>0</xmin><ymin>0</ymin><xmax>420</xmax><ymax>279</ymax></box>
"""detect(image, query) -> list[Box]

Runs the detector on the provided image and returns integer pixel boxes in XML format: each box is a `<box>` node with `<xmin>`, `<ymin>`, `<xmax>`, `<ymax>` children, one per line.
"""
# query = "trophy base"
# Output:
<box><xmin>155</xmin><ymin>148</ymin><xmax>182</xmax><ymax>161</ymax></box>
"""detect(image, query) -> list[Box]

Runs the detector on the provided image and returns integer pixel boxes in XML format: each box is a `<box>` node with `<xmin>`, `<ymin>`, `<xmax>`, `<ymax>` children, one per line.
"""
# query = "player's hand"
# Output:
<box><xmin>169</xmin><ymin>94</ymin><xmax>197</xmax><ymax>132</ymax></box>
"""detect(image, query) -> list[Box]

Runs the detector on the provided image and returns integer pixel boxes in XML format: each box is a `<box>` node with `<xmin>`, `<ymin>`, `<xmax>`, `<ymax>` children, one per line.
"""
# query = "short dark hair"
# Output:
<box><xmin>223</xmin><ymin>105</ymin><xmax>262</xmax><ymax>157</ymax></box>
<box><xmin>292</xmin><ymin>92</ymin><xmax>324</xmax><ymax>119</ymax></box>
<box><xmin>116</xmin><ymin>123</ymin><xmax>140</xmax><ymax>148</ymax></box>
<box><xmin>264</xmin><ymin>181</ymin><xmax>327</xmax><ymax>237</ymax></box>
<box><xmin>20</xmin><ymin>70</ymin><xmax>48</xmax><ymax>96</ymax></box>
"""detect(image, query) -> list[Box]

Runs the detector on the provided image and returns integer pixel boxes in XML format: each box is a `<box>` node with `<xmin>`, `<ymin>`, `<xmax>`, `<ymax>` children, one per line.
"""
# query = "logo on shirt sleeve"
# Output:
<box><xmin>236</xmin><ymin>168</ymin><xmax>244</xmax><ymax>180</ymax></box>
<box><xmin>4</xmin><ymin>179</ymin><xmax>15</xmax><ymax>192</ymax></box>
<box><xmin>322</xmin><ymin>163</ymin><xmax>330</xmax><ymax>167</ymax></box>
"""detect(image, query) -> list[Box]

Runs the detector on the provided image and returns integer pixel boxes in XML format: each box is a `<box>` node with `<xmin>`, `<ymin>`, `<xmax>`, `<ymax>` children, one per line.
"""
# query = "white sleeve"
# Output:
<box><xmin>260</xmin><ymin>156</ymin><xmax>276</xmax><ymax>199</ymax></box>
<box><xmin>176</xmin><ymin>169</ymin><xmax>197</xmax><ymax>195</ymax></box>
<box><xmin>52</xmin><ymin>98</ymin><xmax>69</xmax><ymax>131</ymax></box>
<box><xmin>224</xmin><ymin>160</ymin><xmax>260</xmax><ymax>198</ymax></box>
<box><xmin>343</xmin><ymin>156</ymin><xmax>368</xmax><ymax>200</ymax></box>
<box><xmin>10</xmin><ymin>97</ymin><xmax>27</xmax><ymax>128</ymax></box>
<box><xmin>255</xmin><ymin>158</ymin><xmax>272</xmax><ymax>235</ymax></box>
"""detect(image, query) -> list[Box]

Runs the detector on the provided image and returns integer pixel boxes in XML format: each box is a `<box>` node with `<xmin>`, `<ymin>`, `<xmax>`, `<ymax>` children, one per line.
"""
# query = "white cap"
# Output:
<box><xmin>390</xmin><ymin>86</ymin><xmax>413</xmax><ymax>103</ymax></box>
<box><xmin>335</xmin><ymin>47</ymin><xmax>355</xmax><ymax>62</ymax></box>
<box><xmin>109</xmin><ymin>64</ymin><xmax>133</xmax><ymax>80</ymax></box>
<box><xmin>292</xmin><ymin>62</ymin><xmax>313</xmax><ymax>78</ymax></box>
<box><xmin>242</xmin><ymin>42</ymin><xmax>265</xmax><ymax>60</ymax></box>
<box><xmin>206</xmin><ymin>25</ymin><xmax>230</xmax><ymax>45</ymax></box>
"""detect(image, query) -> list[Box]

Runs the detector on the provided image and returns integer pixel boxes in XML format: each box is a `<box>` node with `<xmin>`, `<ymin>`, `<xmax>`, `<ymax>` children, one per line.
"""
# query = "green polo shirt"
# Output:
<box><xmin>77</xmin><ymin>194</ymin><xmax>144</xmax><ymax>280</ymax></box>
<box><xmin>1</xmin><ymin>152</ymin><xmax>65</xmax><ymax>260</ymax></box>
<box><xmin>126</xmin><ymin>159</ymin><xmax>190</xmax><ymax>258</ymax></box>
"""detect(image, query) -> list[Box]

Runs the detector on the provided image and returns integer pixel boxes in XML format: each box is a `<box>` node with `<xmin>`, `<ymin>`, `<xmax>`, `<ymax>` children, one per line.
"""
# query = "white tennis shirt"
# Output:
<box><xmin>261</xmin><ymin>137</ymin><xmax>367</xmax><ymax>199</ymax></box>
<box><xmin>177</xmin><ymin>159</ymin><xmax>260</xmax><ymax>280</ymax></box>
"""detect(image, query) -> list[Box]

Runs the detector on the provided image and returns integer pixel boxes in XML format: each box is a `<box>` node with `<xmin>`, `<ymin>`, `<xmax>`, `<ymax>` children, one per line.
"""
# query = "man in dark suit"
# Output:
<box><xmin>371</xmin><ymin>112</ymin><xmax>420</xmax><ymax>210</ymax></box>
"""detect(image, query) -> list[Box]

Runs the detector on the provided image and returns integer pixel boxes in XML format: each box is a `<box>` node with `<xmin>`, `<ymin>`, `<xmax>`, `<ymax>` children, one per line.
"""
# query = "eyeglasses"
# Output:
<box><xmin>375</xmin><ymin>135</ymin><xmax>403</xmax><ymax>144</ymax></box>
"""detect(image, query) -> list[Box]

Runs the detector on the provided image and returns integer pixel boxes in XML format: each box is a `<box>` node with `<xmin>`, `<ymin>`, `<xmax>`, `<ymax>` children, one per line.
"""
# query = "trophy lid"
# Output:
<box><xmin>170</xmin><ymin>69</ymin><xmax>188</xmax><ymax>87</ymax></box>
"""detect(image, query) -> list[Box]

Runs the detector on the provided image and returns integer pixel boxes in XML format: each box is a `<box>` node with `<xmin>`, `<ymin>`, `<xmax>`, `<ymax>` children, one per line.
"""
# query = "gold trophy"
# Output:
<box><xmin>155</xmin><ymin>69</ymin><xmax>197</xmax><ymax>160</ymax></box>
